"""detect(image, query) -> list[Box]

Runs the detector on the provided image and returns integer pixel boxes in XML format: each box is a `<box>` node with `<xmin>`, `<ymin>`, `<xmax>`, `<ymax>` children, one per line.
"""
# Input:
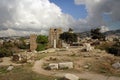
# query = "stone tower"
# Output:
<box><xmin>48</xmin><ymin>28</ymin><xmax>62</xmax><ymax>48</ymax></box>
<box><xmin>30</xmin><ymin>34</ymin><xmax>37</xmax><ymax>51</ymax></box>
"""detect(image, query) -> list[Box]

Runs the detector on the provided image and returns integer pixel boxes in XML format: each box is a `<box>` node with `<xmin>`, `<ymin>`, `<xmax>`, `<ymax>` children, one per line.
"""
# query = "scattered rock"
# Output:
<box><xmin>84</xmin><ymin>65</ymin><xmax>89</xmax><ymax>69</ymax></box>
<box><xmin>49</xmin><ymin>57</ymin><xmax>57</xmax><ymax>61</ymax></box>
<box><xmin>59</xmin><ymin>62</ymin><xmax>73</xmax><ymax>69</ymax></box>
<box><xmin>12</xmin><ymin>54</ymin><xmax>19</xmax><ymax>61</ymax></box>
<box><xmin>83</xmin><ymin>53</ymin><xmax>91</xmax><ymax>57</ymax></box>
<box><xmin>27</xmin><ymin>60</ymin><xmax>35</xmax><ymax>63</ymax></box>
<box><xmin>84</xmin><ymin>43</ymin><xmax>94</xmax><ymax>52</ymax></box>
<box><xmin>63</xmin><ymin>73</ymin><xmax>79</xmax><ymax>80</ymax></box>
<box><xmin>48</xmin><ymin>62</ymin><xmax>74</xmax><ymax>70</ymax></box>
<box><xmin>112</xmin><ymin>62</ymin><xmax>120</xmax><ymax>69</ymax></box>
<box><xmin>49</xmin><ymin>63</ymin><xmax>59</xmax><ymax>70</ymax></box>
<box><xmin>7</xmin><ymin>65</ymin><xmax>14</xmax><ymax>71</ymax></box>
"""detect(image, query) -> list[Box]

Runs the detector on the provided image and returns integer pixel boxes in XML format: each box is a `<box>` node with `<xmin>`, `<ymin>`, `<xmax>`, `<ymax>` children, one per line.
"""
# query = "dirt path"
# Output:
<box><xmin>32</xmin><ymin>58</ymin><xmax>120</xmax><ymax>80</ymax></box>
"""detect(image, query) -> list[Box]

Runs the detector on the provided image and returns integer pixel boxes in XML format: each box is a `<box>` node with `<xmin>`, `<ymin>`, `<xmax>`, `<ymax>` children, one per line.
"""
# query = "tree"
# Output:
<box><xmin>36</xmin><ymin>35</ymin><xmax>48</xmax><ymax>51</ymax></box>
<box><xmin>68</xmin><ymin>28</ymin><xmax>73</xmax><ymax>33</ymax></box>
<box><xmin>60</xmin><ymin>32</ymin><xmax>77</xmax><ymax>44</ymax></box>
<box><xmin>36</xmin><ymin>35</ymin><xmax>48</xmax><ymax>44</ymax></box>
<box><xmin>108</xmin><ymin>42</ymin><xmax>120</xmax><ymax>56</ymax></box>
<box><xmin>91</xmin><ymin>28</ymin><xmax>105</xmax><ymax>40</ymax></box>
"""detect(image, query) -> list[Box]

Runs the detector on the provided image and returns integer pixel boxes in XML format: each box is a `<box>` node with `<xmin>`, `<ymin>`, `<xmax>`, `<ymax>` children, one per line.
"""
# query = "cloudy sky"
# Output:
<box><xmin>0</xmin><ymin>0</ymin><xmax>120</xmax><ymax>37</ymax></box>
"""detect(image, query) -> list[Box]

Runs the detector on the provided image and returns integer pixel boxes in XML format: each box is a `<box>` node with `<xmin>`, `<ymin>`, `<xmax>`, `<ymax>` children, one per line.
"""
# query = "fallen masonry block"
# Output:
<box><xmin>48</xmin><ymin>63</ymin><xmax>59</xmax><ymax>70</ymax></box>
<box><xmin>7</xmin><ymin>65</ymin><xmax>14</xmax><ymax>71</ymax></box>
<box><xmin>48</xmin><ymin>62</ymin><xmax>74</xmax><ymax>70</ymax></box>
<box><xmin>112</xmin><ymin>62</ymin><xmax>120</xmax><ymax>69</ymax></box>
<box><xmin>58</xmin><ymin>62</ymin><xmax>73</xmax><ymax>69</ymax></box>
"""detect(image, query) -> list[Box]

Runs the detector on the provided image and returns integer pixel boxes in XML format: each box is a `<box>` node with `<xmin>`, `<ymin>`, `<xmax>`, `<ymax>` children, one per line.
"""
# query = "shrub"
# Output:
<box><xmin>0</xmin><ymin>48</ymin><xmax>13</xmax><ymax>57</ymax></box>
<box><xmin>36</xmin><ymin>44</ymin><xmax>46</xmax><ymax>51</ymax></box>
<box><xmin>107</xmin><ymin>42</ymin><xmax>120</xmax><ymax>56</ymax></box>
<box><xmin>17</xmin><ymin>41</ymin><xmax>30</xmax><ymax>49</ymax></box>
<box><xmin>36</xmin><ymin>35</ymin><xmax>48</xmax><ymax>51</ymax></box>
<box><xmin>108</xmin><ymin>47</ymin><xmax>120</xmax><ymax>56</ymax></box>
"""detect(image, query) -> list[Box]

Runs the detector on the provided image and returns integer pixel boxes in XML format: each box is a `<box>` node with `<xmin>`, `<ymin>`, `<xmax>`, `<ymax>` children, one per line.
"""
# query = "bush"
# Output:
<box><xmin>36</xmin><ymin>44</ymin><xmax>46</xmax><ymax>51</ymax></box>
<box><xmin>107</xmin><ymin>42</ymin><xmax>120</xmax><ymax>56</ymax></box>
<box><xmin>0</xmin><ymin>48</ymin><xmax>13</xmax><ymax>58</ymax></box>
<box><xmin>91</xmin><ymin>28</ymin><xmax>105</xmax><ymax>40</ymax></box>
<box><xmin>36</xmin><ymin>35</ymin><xmax>48</xmax><ymax>51</ymax></box>
<box><xmin>60</xmin><ymin>32</ymin><xmax>77</xmax><ymax>44</ymax></box>
<box><xmin>17</xmin><ymin>41</ymin><xmax>30</xmax><ymax>49</ymax></box>
<box><xmin>108</xmin><ymin>47</ymin><xmax>120</xmax><ymax>56</ymax></box>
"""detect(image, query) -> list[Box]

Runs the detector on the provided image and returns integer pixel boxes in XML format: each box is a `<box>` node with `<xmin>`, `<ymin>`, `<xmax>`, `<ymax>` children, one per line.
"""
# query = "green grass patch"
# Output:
<box><xmin>0</xmin><ymin>66</ymin><xmax>8</xmax><ymax>74</ymax></box>
<box><xmin>0</xmin><ymin>65</ymin><xmax>58</xmax><ymax>80</ymax></box>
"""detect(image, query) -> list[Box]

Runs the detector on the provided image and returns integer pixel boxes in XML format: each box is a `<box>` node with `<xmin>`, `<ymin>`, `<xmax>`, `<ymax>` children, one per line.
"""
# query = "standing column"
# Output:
<box><xmin>54</xmin><ymin>39</ymin><xmax>56</xmax><ymax>48</ymax></box>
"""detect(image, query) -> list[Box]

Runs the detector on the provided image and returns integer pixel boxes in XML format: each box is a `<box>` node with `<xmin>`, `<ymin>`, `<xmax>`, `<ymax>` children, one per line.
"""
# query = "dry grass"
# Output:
<box><xmin>0</xmin><ymin>64</ymin><xmax>57</xmax><ymax>80</ymax></box>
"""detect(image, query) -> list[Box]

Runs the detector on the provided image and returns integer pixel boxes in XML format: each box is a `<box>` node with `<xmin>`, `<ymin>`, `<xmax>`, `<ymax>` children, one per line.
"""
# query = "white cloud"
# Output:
<box><xmin>0</xmin><ymin>0</ymin><xmax>74</xmax><ymax>37</ymax></box>
<box><xmin>0</xmin><ymin>0</ymin><xmax>120</xmax><ymax>37</ymax></box>
<box><xmin>100</xmin><ymin>26</ymin><xmax>109</xmax><ymax>33</ymax></box>
<box><xmin>75</xmin><ymin>0</ymin><xmax>120</xmax><ymax>30</ymax></box>
<box><xmin>74</xmin><ymin>0</ymin><xmax>85</xmax><ymax>5</ymax></box>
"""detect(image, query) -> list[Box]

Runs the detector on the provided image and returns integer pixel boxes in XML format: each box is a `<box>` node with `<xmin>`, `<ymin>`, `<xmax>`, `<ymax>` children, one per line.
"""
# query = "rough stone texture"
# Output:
<box><xmin>7</xmin><ymin>65</ymin><xmax>14</xmax><ymax>71</ymax></box>
<box><xmin>30</xmin><ymin>34</ymin><xmax>37</xmax><ymax>51</ymax></box>
<box><xmin>58</xmin><ymin>62</ymin><xmax>73</xmax><ymax>69</ymax></box>
<box><xmin>49</xmin><ymin>63</ymin><xmax>59</xmax><ymax>70</ymax></box>
<box><xmin>12</xmin><ymin>54</ymin><xmax>19</xmax><ymax>61</ymax></box>
<box><xmin>12</xmin><ymin>54</ymin><xmax>28</xmax><ymax>63</ymax></box>
<box><xmin>112</xmin><ymin>62</ymin><xmax>120</xmax><ymax>69</ymax></box>
<box><xmin>48</xmin><ymin>28</ymin><xmax>62</xmax><ymax>48</ymax></box>
<box><xmin>84</xmin><ymin>43</ymin><xmax>94</xmax><ymax>51</ymax></box>
<box><xmin>64</xmin><ymin>73</ymin><xmax>79</xmax><ymax>80</ymax></box>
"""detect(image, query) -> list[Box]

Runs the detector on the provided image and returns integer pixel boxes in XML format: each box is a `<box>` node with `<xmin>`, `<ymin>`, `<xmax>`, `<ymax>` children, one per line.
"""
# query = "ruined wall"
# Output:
<box><xmin>30</xmin><ymin>34</ymin><xmax>37</xmax><ymax>51</ymax></box>
<box><xmin>48</xmin><ymin>28</ymin><xmax>62</xmax><ymax>48</ymax></box>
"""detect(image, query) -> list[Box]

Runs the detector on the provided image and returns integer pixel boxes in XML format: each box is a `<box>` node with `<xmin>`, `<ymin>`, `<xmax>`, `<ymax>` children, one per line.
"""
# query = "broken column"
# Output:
<box><xmin>30</xmin><ymin>34</ymin><xmax>37</xmax><ymax>51</ymax></box>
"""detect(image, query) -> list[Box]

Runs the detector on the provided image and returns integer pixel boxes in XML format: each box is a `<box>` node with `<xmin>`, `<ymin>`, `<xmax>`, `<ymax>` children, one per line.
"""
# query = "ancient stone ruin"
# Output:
<box><xmin>30</xmin><ymin>34</ymin><xmax>37</xmax><ymax>51</ymax></box>
<box><xmin>48</xmin><ymin>28</ymin><xmax>62</xmax><ymax>48</ymax></box>
<box><xmin>48</xmin><ymin>62</ymin><xmax>73</xmax><ymax>70</ymax></box>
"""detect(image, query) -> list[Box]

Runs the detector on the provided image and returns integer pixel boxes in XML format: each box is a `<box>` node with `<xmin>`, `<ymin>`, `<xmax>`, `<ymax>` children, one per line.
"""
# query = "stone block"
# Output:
<box><xmin>58</xmin><ymin>62</ymin><xmax>73</xmax><ymax>69</ymax></box>
<box><xmin>7</xmin><ymin>65</ymin><xmax>14</xmax><ymax>71</ymax></box>
<box><xmin>49</xmin><ymin>63</ymin><xmax>59</xmax><ymax>70</ymax></box>
<box><xmin>12</xmin><ymin>54</ymin><xmax>19</xmax><ymax>61</ymax></box>
<box><xmin>112</xmin><ymin>62</ymin><xmax>120</xmax><ymax>69</ymax></box>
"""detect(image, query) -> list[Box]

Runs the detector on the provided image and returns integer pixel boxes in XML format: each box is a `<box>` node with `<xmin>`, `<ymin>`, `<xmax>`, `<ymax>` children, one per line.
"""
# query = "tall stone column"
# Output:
<box><xmin>30</xmin><ymin>34</ymin><xmax>37</xmax><ymax>51</ymax></box>
<box><xmin>53</xmin><ymin>39</ymin><xmax>56</xmax><ymax>48</ymax></box>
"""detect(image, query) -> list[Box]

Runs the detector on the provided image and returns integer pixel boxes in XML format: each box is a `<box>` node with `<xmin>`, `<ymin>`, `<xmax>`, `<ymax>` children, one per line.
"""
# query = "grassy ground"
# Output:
<box><xmin>0</xmin><ymin>64</ymin><xmax>57</xmax><ymax>80</ymax></box>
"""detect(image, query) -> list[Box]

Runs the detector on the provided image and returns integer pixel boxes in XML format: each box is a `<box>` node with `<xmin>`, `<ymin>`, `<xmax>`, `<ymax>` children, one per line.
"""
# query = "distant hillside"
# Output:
<box><xmin>77</xmin><ymin>29</ymin><xmax>120</xmax><ymax>38</ymax></box>
<box><xmin>104</xmin><ymin>29</ymin><xmax>120</xmax><ymax>36</ymax></box>
<box><xmin>76</xmin><ymin>31</ymin><xmax>91</xmax><ymax>38</ymax></box>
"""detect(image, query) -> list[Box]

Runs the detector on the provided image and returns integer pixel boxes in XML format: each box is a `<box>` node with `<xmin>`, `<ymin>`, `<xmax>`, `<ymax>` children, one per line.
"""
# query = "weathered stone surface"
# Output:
<box><xmin>64</xmin><ymin>73</ymin><xmax>79</xmax><ymax>80</ymax></box>
<box><xmin>7</xmin><ymin>65</ymin><xmax>14</xmax><ymax>71</ymax></box>
<box><xmin>84</xmin><ymin>43</ymin><xmax>94</xmax><ymax>51</ymax></box>
<box><xmin>112</xmin><ymin>62</ymin><xmax>120</xmax><ymax>69</ymax></box>
<box><xmin>12</xmin><ymin>54</ymin><xmax>19</xmax><ymax>61</ymax></box>
<box><xmin>48</xmin><ymin>28</ymin><xmax>62</xmax><ymax>48</ymax></box>
<box><xmin>30</xmin><ymin>34</ymin><xmax>37</xmax><ymax>51</ymax></box>
<box><xmin>49</xmin><ymin>63</ymin><xmax>59</xmax><ymax>70</ymax></box>
<box><xmin>58</xmin><ymin>62</ymin><xmax>73</xmax><ymax>69</ymax></box>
